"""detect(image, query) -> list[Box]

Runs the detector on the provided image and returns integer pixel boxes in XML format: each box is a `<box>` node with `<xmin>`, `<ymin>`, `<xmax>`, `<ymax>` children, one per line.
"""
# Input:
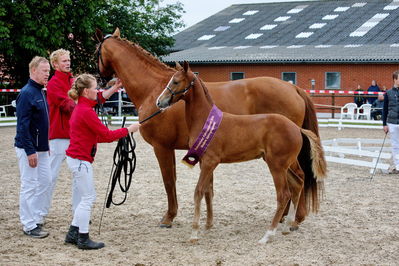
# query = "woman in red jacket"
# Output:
<box><xmin>64</xmin><ymin>74</ymin><xmax>139</xmax><ymax>250</ymax></box>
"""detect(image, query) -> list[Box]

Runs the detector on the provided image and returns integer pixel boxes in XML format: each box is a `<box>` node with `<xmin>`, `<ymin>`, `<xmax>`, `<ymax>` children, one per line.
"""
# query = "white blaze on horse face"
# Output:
<box><xmin>156</xmin><ymin>76</ymin><xmax>175</xmax><ymax>109</ymax></box>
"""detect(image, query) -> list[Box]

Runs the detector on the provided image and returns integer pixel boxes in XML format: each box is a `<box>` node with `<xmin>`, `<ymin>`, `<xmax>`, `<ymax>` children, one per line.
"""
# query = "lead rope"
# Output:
<box><xmin>99</xmin><ymin>117</ymin><xmax>136</xmax><ymax>234</ymax></box>
<box><xmin>98</xmin><ymin>107</ymin><xmax>163</xmax><ymax>234</ymax></box>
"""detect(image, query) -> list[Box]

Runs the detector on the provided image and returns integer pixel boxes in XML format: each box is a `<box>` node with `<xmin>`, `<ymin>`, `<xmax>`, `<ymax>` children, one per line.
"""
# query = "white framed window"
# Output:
<box><xmin>231</xmin><ymin>72</ymin><xmax>245</xmax><ymax>80</ymax></box>
<box><xmin>282</xmin><ymin>72</ymin><xmax>297</xmax><ymax>84</ymax></box>
<box><xmin>325</xmin><ymin>72</ymin><xmax>341</xmax><ymax>89</ymax></box>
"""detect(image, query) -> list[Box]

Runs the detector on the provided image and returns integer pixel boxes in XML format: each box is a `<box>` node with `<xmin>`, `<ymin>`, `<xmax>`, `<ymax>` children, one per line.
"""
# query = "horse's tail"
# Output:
<box><xmin>299</xmin><ymin>128</ymin><xmax>327</xmax><ymax>213</ymax></box>
<box><xmin>296</xmin><ymin>87</ymin><xmax>320</xmax><ymax>137</ymax></box>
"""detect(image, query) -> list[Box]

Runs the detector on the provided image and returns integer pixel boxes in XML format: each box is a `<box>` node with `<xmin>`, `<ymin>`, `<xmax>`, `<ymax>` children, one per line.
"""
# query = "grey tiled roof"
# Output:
<box><xmin>163</xmin><ymin>0</ymin><xmax>399</xmax><ymax>64</ymax></box>
<box><xmin>162</xmin><ymin>44</ymin><xmax>399</xmax><ymax>64</ymax></box>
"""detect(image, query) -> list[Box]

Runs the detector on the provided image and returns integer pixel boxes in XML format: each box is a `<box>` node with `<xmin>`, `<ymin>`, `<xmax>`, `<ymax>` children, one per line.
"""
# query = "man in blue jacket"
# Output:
<box><xmin>367</xmin><ymin>80</ymin><xmax>380</xmax><ymax>105</ymax></box>
<box><xmin>14</xmin><ymin>56</ymin><xmax>51</xmax><ymax>238</ymax></box>
<box><xmin>382</xmin><ymin>70</ymin><xmax>399</xmax><ymax>174</ymax></box>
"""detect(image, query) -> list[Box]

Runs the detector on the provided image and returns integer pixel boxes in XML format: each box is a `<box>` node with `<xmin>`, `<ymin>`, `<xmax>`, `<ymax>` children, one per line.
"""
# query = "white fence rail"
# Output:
<box><xmin>322</xmin><ymin>138</ymin><xmax>392</xmax><ymax>173</ymax></box>
<box><xmin>0</xmin><ymin>116</ymin><xmax>139</xmax><ymax>127</ymax></box>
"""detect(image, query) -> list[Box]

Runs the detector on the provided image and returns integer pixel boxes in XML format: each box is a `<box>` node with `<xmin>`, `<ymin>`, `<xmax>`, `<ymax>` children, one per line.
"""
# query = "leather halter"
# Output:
<box><xmin>96</xmin><ymin>34</ymin><xmax>113</xmax><ymax>81</ymax></box>
<box><xmin>166</xmin><ymin>75</ymin><xmax>197</xmax><ymax>103</ymax></box>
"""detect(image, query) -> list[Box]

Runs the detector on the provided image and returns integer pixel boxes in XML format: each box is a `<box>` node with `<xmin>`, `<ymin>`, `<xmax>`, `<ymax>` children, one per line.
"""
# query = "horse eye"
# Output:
<box><xmin>173</xmin><ymin>81</ymin><xmax>178</xmax><ymax>85</ymax></box>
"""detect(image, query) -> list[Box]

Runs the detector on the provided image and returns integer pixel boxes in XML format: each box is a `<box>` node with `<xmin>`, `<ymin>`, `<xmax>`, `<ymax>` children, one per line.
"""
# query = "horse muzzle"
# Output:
<box><xmin>156</xmin><ymin>97</ymin><xmax>171</xmax><ymax>110</ymax></box>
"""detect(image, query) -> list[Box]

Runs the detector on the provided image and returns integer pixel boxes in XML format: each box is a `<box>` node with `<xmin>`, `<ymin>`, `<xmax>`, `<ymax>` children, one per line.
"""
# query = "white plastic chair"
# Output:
<box><xmin>0</xmin><ymin>106</ymin><xmax>6</xmax><ymax>117</ymax></box>
<box><xmin>340</xmin><ymin>103</ymin><xmax>357</xmax><ymax>120</ymax></box>
<box><xmin>11</xmin><ymin>100</ymin><xmax>17</xmax><ymax>116</ymax></box>
<box><xmin>356</xmin><ymin>103</ymin><xmax>372</xmax><ymax>120</ymax></box>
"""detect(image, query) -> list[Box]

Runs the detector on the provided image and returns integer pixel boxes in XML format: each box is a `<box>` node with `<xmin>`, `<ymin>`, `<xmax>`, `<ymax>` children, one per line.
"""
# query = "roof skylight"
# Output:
<box><xmin>384</xmin><ymin>1</ymin><xmax>399</xmax><ymax>10</ymax></box>
<box><xmin>309</xmin><ymin>23</ymin><xmax>326</xmax><ymax>29</ymax></box>
<box><xmin>322</xmin><ymin>14</ymin><xmax>339</xmax><ymax>20</ymax></box>
<box><xmin>234</xmin><ymin>46</ymin><xmax>251</xmax><ymax>49</ymax></box>
<box><xmin>197</xmin><ymin>35</ymin><xmax>215</xmax><ymax>41</ymax></box>
<box><xmin>245</xmin><ymin>33</ymin><xmax>263</xmax><ymax>39</ymax></box>
<box><xmin>260</xmin><ymin>45</ymin><xmax>278</xmax><ymax>49</ymax></box>
<box><xmin>363</xmin><ymin>21</ymin><xmax>379</xmax><ymax>28</ymax></box>
<box><xmin>350</xmin><ymin>31</ymin><xmax>368</xmax><ymax>37</ymax></box>
<box><xmin>287</xmin><ymin>5</ymin><xmax>308</xmax><ymax>14</ymax></box>
<box><xmin>274</xmin><ymin>16</ymin><xmax>290</xmax><ymax>22</ymax></box>
<box><xmin>287</xmin><ymin>45</ymin><xmax>305</xmax><ymax>49</ymax></box>
<box><xmin>296</xmin><ymin>32</ymin><xmax>314</xmax><ymax>38</ymax></box>
<box><xmin>352</xmin><ymin>3</ymin><xmax>367</xmax><ymax>8</ymax></box>
<box><xmin>214</xmin><ymin>26</ymin><xmax>230</xmax><ymax>31</ymax></box>
<box><xmin>373</xmin><ymin>13</ymin><xmax>390</xmax><ymax>19</ymax></box>
<box><xmin>260</xmin><ymin>24</ymin><xmax>277</xmax><ymax>30</ymax></box>
<box><xmin>208</xmin><ymin>46</ymin><xmax>226</xmax><ymax>50</ymax></box>
<box><xmin>243</xmin><ymin>10</ymin><xmax>259</xmax><ymax>15</ymax></box>
<box><xmin>334</xmin><ymin>7</ymin><xmax>350</xmax><ymax>12</ymax></box>
<box><xmin>344</xmin><ymin>44</ymin><xmax>363</xmax><ymax>47</ymax></box>
<box><xmin>315</xmin><ymin>45</ymin><xmax>332</xmax><ymax>48</ymax></box>
<box><xmin>229</xmin><ymin>18</ymin><xmax>245</xmax><ymax>23</ymax></box>
<box><xmin>350</xmin><ymin>13</ymin><xmax>389</xmax><ymax>37</ymax></box>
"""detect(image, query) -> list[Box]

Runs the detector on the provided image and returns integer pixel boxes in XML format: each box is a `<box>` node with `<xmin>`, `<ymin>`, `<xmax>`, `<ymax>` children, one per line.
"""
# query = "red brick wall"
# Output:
<box><xmin>190</xmin><ymin>63</ymin><xmax>399</xmax><ymax>114</ymax></box>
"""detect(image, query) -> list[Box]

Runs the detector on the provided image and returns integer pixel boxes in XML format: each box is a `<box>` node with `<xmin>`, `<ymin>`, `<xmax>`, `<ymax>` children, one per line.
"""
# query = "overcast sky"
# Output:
<box><xmin>160</xmin><ymin>0</ymin><xmax>317</xmax><ymax>31</ymax></box>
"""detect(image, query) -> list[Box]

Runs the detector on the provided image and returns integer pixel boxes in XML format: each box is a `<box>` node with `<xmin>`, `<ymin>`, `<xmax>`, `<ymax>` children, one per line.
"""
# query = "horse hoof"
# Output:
<box><xmin>205</xmin><ymin>224</ymin><xmax>213</xmax><ymax>230</ymax></box>
<box><xmin>290</xmin><ymin>225</ymin><xmax>299</xmax><ymax>231</ymax></box>
<box><xmin>189</xmin><ymin>238</ymin><xmax>199</xmax><ymax>244</ymax></box>
<box><xmin>159</xmin><ymin>223</ymin><xmax>172</xmax><ymax>228</ymax></box>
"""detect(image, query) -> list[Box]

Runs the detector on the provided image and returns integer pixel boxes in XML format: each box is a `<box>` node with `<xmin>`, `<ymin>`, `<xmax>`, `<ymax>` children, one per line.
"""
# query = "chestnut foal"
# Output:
<box><xmin>156</xmin><ymin>62</ymin><xmax>326</xmax><ymax>243</ymax></box>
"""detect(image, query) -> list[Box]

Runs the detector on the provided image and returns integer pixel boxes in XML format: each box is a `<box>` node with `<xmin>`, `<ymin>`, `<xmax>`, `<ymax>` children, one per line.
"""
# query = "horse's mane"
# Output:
<box><xmin>117</xmin><ymin>37</ymin><xmax>174</xmax><ymax>72</ymax></box>
<box><xmin>198</xmin><ymin>77</ymin><xmax>214</xmax><ymax>105</ymax></box>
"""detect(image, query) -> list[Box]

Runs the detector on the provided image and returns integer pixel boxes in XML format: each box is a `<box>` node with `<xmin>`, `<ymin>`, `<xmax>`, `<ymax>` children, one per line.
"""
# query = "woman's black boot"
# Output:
<box><xmin>77</xmin><ymin>233</ymin><xmax>105</xmax><ymax>250</ymax></box>
<box><xmin>64</xmin><ymin>225</ymin><xmax>79</xmax><ymax>245</ymax></box>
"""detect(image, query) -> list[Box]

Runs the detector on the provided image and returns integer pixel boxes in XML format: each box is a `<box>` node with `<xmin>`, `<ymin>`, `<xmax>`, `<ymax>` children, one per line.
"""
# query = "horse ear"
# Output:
<box><xmin>95</xmin><ymin>28</ymin><xmax>104</xmax><ymax>42</ymax></box>
<box><xmin>175</xmin><ymin>62</ymin><xmax>182</xmax><ymax>70</ymax></box>
<box><xmin>183</xmin><ymin>61</ymin><xmax>190</xmax><ymax>72</ymax></box>
<box><xmin>113</xmin><ymin>28</ymin><xmax>121</xmax><ymax>38</ymax></box>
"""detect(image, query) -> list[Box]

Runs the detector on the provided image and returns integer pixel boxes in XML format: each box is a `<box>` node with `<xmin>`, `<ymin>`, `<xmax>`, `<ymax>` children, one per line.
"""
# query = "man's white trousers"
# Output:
<box><xmin>388</xmin><ymin>123</ymin><xmax>399</xmax><ymax>170</ymax></box>
<box><xmin>15</xmin><ymin>148</ymin><xmax>51</xmax><ymax>232</ymax></box>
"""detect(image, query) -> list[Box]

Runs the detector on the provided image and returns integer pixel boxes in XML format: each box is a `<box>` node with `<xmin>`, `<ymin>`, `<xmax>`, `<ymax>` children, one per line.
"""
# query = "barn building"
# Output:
<box><xmin>162</xmin><ymin>0</ymin><xmax>399</xmax><ymax>115</ymax></box>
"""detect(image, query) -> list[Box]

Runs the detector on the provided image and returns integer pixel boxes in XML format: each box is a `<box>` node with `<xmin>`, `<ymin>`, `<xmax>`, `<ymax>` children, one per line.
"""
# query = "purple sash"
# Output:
<box><xmin>182</xmin><ymin>105</ymin><xmax>223</xmax><ymax>168</ymax></box>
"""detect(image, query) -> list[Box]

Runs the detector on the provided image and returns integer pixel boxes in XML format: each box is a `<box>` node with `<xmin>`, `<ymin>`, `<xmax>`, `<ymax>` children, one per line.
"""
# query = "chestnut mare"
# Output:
<box><xmin>95</xmin><ymin>28</ymin><xmax>321</xmax><ymax>228</ymax></box>
<box><xmin>156</xmin><ymin>62</ymin><xmax>326</xmax><ymax>243</ymax></box>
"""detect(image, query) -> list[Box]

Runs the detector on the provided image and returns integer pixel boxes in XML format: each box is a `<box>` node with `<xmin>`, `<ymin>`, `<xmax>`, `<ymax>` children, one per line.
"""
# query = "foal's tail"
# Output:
<box><xmin>299</xmin><ymin>129</ymin><xmax>327</xmax><ymax>213</ymax></box>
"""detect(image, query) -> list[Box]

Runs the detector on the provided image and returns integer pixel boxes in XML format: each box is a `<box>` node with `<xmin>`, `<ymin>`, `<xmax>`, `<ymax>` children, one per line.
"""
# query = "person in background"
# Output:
<box><xmin>103</xmin><ymin>78</ymin><xmax>119</xmax><ymax>115</ymax></box>
<box><xmin>14</xmin><ymin>56</ymin><xmax>51</xmax><ymax>238</ymax></box>
<box><xmin>354</xmin><ymin>84</ymin><xmax>366</xmax><ymax>107</ymax></box>
<box><xmin>64</xmin><ymin>74</ymin><xmax>140</xmax><ymax>250</ymax></box>
<box><xmin>367</xmin><ymin>80</ymin><xmax>380</xmax><ymax>105</ymax></box>
<box><xmin>45</xmin><ymin>49</ymin><xmax>75</xmax><ymax>216</ymax></box>
<box><xmin>382</xmin><ymin>70</ymin><xmax>399</xmax><ymax>174</ymax></box>
<box><xmin>371</xmin><ymin>93</ymin><xmax>384</xmax><ymax>120</ymax></box>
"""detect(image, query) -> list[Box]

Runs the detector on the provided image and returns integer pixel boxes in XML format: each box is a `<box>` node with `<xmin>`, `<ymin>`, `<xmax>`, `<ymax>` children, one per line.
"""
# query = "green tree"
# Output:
<box><xmin>0</xmin><ymin>0</ymin><xmax>183</xmax><ymax>87</ymax></box>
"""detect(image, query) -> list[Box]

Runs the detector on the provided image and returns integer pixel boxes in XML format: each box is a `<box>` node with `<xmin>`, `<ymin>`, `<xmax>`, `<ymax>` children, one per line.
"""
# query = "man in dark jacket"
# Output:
<box><xmin>14</xmin><ymin>56</ymin><xmax>51</xmax><ymax>238</ymax></box>
<box><xmin>371</xmin><ymin>93</ymin><xmax>384</xmax><ymax>120</ymax></box>
<box><xmin>367</xmin><ymin>80</ymin><xmax>380</xmax><ymax>105</ymax></box>
<box><xmin>382</xmin><ymin>70</ymin><xmax>399</xmax><ymax>174</ymax></box>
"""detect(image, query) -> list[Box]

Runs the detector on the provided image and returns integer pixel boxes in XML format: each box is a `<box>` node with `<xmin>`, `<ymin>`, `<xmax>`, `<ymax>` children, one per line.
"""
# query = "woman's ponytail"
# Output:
<box><xmin>68</xmin><ymin>74</ymin><xmax>96</xmax><ymax>101</ymax></box>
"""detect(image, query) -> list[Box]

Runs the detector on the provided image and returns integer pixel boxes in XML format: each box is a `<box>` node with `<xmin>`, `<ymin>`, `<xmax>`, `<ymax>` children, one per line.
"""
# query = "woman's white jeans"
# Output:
<box><xmin>66</xmin><ymin>156</ymin><xmax>96</xmax><ymax>233</ymax></box>
<box><xmin>45</xmin><ymin>139</ymin><xmax>81</xmax><ymax>216</ymax></box>
<box><xmin>387</xmin><ymin>123</ymin><xmax>399</xmax><ymax>170</ymax></box>
<box><xmin>15</xmin><ymin>148</ymin><xmax>51</xmax><ymax>232</ymax></box>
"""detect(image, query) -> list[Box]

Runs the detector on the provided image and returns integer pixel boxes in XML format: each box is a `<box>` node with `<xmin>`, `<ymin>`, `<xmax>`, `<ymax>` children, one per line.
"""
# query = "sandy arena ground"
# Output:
<box><xmin>0</xmin><ymin>126</ymin><xmax>398</xmax><ymax>265</ymax></box>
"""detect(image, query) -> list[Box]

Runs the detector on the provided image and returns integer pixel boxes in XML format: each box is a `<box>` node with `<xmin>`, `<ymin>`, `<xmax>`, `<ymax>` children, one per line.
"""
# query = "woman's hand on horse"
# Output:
<box><xmin>113</xmin><ymin>78</ymin><xmax>123</xmax><ymax>89</ymax></box>
<box><xmin>127</xmin><ymin>122</ymin><xmax>140</xmax><ymax>133</ymax></box>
